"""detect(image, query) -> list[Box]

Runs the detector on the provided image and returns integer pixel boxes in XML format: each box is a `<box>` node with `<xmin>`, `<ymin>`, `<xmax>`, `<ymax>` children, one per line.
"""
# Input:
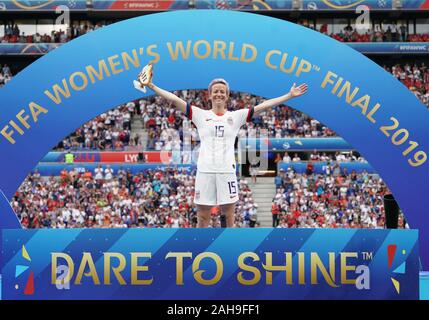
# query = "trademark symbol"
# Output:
<box><xmin>362</xmin><ymin>252</ymin><xmax>373</xmax><ymax>260</ymax></box>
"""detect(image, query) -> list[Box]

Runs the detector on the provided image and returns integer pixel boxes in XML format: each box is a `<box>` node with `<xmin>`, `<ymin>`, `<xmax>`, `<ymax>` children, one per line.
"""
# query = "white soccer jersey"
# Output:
<box><xmin>187</xmin><ymin>104</ymin><xmax>253</xmax><ymax>173</ymax></box>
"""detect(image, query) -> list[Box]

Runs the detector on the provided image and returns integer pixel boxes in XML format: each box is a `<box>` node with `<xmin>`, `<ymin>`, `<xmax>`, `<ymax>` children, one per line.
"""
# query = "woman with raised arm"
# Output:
<box><xmin>134</xmin><ymin>64</ymin><xmax>308</xmax><ymax>228</ymax></box>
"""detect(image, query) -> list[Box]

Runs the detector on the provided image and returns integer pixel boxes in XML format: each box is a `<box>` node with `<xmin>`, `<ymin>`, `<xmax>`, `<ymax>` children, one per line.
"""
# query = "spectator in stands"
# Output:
<box><xmin>64</xmin><ymin>151</ymin><xmax>74</xmax><ymax>164</ymax></box>
<box><xmin>283</xmin><ymin>152</ymin><xmax>292</xmax><ymax>163</ymax></box>
<box><xmin>104</xmin><ymin>165</ymin><xmax>114</xmax><ymax>180</ymax></box>
<box><xmin>60</xmin><ymin>30</ymin><xmax>68</xmax><ymax>43</ymax></box>
<box><xmin>274</xmin><ymin>153</ymin><xmax>282</xmax><ymax>165</ymax></box>
<box><xmin>2</xmin><ymin>64</ymin><xmax>11</xmax><ymax>77</ymax></box>
<box><xmin>4</xmin><ymin>24</ymin><xmax>12</xmax><ymax>36</ymax></box>
<box><xmin>34</xmin><ymin>33</ymin><xmax>41</xmax><ymax>43</ymax></box>
<box><xmin>249</xmin><ymin>203</ymin><xmax>258</xmax><ymax>227</ymax></box>
<box><xmin>292</xmin><ymin>153</ymin><xmax>301</xmax><ymax>162</ymax></box>
<box><xmin>13</xmin><ymin>24</ymin><xmax>19</xmax><ymax>37</ymax></box>
<box><xmin>309</xmin><ymin>150</ymin><xmax>320</xmax><ymax>161</ymax></box>
<box><xmin>275</xmin><ymin>170</ymin><xmax>283</xmax><ymax>189</ymax></box>
<box><xmin>94</xmin><ymin>164</ymin><xmax>104</xmax><ymax>180</ymax></box>
<box><xmin>391</xmin><ymin>23</ymin><xmax>399</xmax><ymax>42</ymax></box>
<box><xmin>306</xmin><ymin>162</ymin><xmax>314</xmax><ymax>175</ymax></box>
<box><xmin>272</xmin><ymin>202</ymin><xmax>280</xmax><ymax>227</ymax></box>
<box><xmin>400</xmin><ymin>24</ymin><xmax>407</xmax><ymax>42</ymax></box>
<box><xmin>249</xmin><ymin>158</ymin><xmax>259</xmax><ymax>183</ymax></box>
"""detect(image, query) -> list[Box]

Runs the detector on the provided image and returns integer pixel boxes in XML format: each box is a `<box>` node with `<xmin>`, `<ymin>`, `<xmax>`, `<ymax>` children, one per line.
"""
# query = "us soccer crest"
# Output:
<box><xmin>227</xmin><ymin>117</ymin><xmax>234</xmax><ymax>126</ymax></box>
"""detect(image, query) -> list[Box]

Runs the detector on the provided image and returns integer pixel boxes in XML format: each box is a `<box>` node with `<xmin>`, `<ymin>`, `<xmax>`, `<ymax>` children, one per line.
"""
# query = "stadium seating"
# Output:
<box><xmin>384</xmin><ymin>63</ymin><xmax>429</xmax><ymax>107</ymax></box>
<box><xmin>271</xmin><ymin>167</ymin><xmax>407</xmax><ymax>229</ymax></box>
<box><xmin>0</xmin><ymin>23</ymin><xmax>107</xmax><ymax>44</ymax></box>
<box><xmin>12</xmin><ymin>168</ymin><xmax>258</xmax><ymax>228</ymax></box>
<box><xmin>2</xmin><ymin>22</ymin><xmax>428</xmax><ymax>44</ymax></box>
<box><xmin>55</xmin><ymin>103</ymin><xmax>139</xmax><ymax>151</ymax></box>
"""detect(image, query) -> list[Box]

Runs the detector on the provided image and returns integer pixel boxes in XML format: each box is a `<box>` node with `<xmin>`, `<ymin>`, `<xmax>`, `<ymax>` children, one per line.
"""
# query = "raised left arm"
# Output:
<box><xmin>253</xmin><ymin>83</ymin><xmax>308</xmax><ymax>116</ymax></box>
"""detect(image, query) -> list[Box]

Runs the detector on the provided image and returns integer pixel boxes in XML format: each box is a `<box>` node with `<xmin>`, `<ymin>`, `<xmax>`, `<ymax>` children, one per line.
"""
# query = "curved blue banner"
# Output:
<box><xmin>0</xmin><ymin>11</ymin><xmax>428</xmax><ymax>266</ymax></box>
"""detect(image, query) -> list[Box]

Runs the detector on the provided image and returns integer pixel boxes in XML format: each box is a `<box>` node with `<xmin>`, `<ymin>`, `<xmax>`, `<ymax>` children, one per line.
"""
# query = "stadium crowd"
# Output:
<box><xmin>1</xmin><ymin>22</ymin><xmax>107</xmax><ymax>44</ymax></box>
<box><xmin>329</xmin><ymin>27</ymin><xmax>429</xmax><ymax>43</ymax></box>
<box><xmin>384</xmin><ymin>62</ymin><xmax>429</xmax><ymax>107</ymax></box>
<box><xmin>299</xmin><ymin>21</ymin><xmax>429</xmax><ymax>42</ymax></box>
<box><xmin>55</xmin><ymin>102</ymin><xmax>140</xmax><ymax>151</ymax></box>
<box><xmin>12</xmin><ymin>167</ymin><xmax>258</xmax><ymax>229</ymax></box>
<box><xmin>271</xmin><ymin>166</ymin><xmax>406</xmax><ymax>229</ymax></box>
<box><xmin>2</xmin><ymin>21</ymin><xmax>428</xmax><ymax>44</ymax></box>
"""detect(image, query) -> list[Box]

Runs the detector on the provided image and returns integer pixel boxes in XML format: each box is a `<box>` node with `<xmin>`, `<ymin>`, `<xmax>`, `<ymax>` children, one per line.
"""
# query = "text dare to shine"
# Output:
<box><xmin>52</xmin><ymin>251</ymin><xmax>370</xmax><ymax>289</ymax></box>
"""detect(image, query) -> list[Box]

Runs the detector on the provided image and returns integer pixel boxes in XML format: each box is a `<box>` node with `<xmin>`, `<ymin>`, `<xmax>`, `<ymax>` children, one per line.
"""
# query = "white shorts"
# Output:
<box><xmin>194</xmin><ymin>171</ymin><xmax>239</xmax><ymax>206</ymax></box>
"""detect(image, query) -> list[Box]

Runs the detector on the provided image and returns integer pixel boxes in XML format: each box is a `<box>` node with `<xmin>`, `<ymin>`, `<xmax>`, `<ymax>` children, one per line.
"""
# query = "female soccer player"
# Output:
<box><xmin>134</xmin><ymin>67</ymin><xmax>308</xmax><ymax>228</ymax></box>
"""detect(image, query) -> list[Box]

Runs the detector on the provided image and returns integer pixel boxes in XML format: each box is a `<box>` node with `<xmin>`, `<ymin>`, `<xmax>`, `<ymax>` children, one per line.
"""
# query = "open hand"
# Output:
<box><xmin>290</xmin><ymin>83</ymin><xmax>308</xmax><ymax>98</ymax></box>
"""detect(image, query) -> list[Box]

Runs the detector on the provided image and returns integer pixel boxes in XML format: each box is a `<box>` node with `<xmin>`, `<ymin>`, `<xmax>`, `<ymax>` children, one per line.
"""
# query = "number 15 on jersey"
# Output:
<box><xmin>215</xmin><ymin>126</ymin><xmax>225</xmax><ymax>137</ymax></box>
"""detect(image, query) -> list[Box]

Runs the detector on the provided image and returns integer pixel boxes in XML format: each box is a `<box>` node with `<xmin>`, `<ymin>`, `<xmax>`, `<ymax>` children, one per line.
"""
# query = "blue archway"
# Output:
<box><xmin>0</xmin><ymin>10</ymin><xmax>428</xmax><ymax>266</ymax></box>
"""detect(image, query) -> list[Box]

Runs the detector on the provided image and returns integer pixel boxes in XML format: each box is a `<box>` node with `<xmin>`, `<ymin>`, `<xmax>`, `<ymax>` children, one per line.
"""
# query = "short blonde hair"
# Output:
<box><xmin>208</xmin><ymin>78</ymin><xmax>230</xmax><ymax>95</ymax></box>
